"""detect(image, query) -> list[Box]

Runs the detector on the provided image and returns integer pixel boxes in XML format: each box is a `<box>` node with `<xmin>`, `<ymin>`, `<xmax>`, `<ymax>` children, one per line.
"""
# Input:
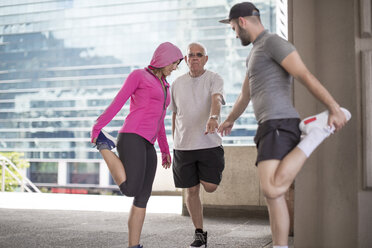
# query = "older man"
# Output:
<box><xmin>169</xmin><ymin>42</ymin><xmax>225</xmax><ymax>248</ymax></box>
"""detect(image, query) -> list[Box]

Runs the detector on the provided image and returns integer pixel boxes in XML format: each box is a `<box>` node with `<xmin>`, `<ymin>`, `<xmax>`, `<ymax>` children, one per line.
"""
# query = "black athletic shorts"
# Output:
<box><xmin>172</xmin><ymin>146</ymin><xmax>225</xmax><ymax>188</ymax></box>
<box><xmin>254</xmin><ymin>118</ymin><xmax>301</xmax><ymax>166</ymax></box>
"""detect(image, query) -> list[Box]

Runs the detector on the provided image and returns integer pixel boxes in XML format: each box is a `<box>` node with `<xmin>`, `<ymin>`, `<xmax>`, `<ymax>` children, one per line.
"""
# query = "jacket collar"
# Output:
<box><xmin>145</xmin><ymin>67</ymin><xmax>170</xmax><ymax>87</ymax></box>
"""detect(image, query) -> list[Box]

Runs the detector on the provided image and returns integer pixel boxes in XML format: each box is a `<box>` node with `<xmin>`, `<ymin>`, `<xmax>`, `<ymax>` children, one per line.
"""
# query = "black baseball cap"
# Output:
<box><xmin>219</xmin><ymin>2</ymin><xmax>260</xmax><ymax>24</ymax></box>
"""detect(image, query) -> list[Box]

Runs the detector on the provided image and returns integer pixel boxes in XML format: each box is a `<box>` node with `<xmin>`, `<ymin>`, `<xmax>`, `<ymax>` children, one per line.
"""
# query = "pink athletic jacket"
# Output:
<box><xmin>91</xmin><ymin>42</ymin><xmax>183</xmax><ymax>154</ymax></box>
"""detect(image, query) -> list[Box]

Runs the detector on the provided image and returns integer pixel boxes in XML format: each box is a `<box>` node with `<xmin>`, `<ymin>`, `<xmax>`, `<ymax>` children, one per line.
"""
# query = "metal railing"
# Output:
<box><xmin>0</xmin><ymin>155</ymin><xmax>41</xmax><ymax>193</ymax></box>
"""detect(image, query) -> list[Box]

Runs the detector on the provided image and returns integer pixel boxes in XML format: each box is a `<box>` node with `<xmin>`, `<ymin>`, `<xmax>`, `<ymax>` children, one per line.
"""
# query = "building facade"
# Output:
<box><xmin>0</xmin><ymin>0</ymin><xmax>279</xmax><ymax>191</ymax></box>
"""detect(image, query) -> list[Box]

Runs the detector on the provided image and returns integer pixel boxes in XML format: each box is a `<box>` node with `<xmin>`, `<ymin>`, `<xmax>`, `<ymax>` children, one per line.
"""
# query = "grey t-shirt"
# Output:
<box><xmin>169</xmin><ymin>70</ymin><xmax>224</xmax><ymax>150</ymax></box>
<box><xmin>246</xmin><ymin>30</ymin><xmax>299</xmax><ymax>123</ymax></box>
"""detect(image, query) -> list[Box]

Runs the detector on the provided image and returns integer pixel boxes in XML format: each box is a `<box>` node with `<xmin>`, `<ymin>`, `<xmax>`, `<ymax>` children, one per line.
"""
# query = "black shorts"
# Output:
<box><xmin>172</xmin><ymin>146</ymin><xmax>225</xmax><ymax>188</ymax></box>
<box><xmin>254</xmin><ymin>118</ymin><xmax>301</xmax><ymax>166</ymax></box>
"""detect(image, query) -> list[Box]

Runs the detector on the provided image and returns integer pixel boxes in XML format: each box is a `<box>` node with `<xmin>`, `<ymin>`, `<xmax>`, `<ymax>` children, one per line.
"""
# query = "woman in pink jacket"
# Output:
<box><xmin>91</xmin><ymin>42</ymin><xmax>183</xmax><ymax>248</ymax></box>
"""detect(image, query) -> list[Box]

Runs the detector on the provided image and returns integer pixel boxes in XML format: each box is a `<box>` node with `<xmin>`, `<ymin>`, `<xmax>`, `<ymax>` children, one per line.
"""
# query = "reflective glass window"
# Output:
<box><xmin>68</xmin><ymin>162</ymin><xmax>99</xmax><ymax>184</ymax></box>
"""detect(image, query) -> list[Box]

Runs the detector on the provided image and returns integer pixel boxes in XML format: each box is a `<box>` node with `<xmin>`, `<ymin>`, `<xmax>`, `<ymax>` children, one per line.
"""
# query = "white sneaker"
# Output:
<box><xmin>299</xmin><ymin>107</ymin><xmax>351</xmax><ymax>135</ymax></box>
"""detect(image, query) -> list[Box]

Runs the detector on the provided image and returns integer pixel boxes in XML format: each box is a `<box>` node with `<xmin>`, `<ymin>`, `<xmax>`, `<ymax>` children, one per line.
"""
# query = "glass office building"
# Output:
<box><xmin>0</xmin><ymin>0</ymin><xmax>281</xmax><ymax>190</ymax></box>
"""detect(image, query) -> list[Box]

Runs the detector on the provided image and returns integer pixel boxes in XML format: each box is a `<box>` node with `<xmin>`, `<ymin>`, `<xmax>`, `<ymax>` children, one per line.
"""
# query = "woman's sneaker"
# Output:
<box><xmin>190</xmin><ymin>230</ymin><xmax>207</xmax><ymax>248</ymax></box>
<box><xmin>95</xmin><ymin>130</ymin><xmax>117</xmax><ymax>151</ymax></box>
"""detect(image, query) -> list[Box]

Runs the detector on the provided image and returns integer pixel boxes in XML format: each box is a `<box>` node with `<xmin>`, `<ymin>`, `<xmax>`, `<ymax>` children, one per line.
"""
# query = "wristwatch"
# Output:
<box><xmin>209</xmin><ymin>115</ymin><xmax>219</xmax><ymax>120</ymax></box>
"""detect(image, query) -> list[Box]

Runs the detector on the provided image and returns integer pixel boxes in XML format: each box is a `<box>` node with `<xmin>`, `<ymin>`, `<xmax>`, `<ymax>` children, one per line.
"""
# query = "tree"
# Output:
<box><xmin>0</xmin><ymin>152</ymin><xmax>30</xmax><ymax>192</ymax></box>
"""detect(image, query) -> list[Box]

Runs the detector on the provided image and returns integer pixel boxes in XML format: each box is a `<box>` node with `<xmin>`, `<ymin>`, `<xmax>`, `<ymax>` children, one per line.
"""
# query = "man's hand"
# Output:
<box><xmin>205</xmin><ymin>118</ymin><xmax>219</xmax><ymax>134</ymax></box>
<box><xmin>218</xmin><ymin>120</ymin><xmax>234</xmax><ymax>136</ymax></box>
<box><xmin>328</xmin><ymin>107</ymin><xmax>348</xmax><ymax>132</ymax></box>
<box><xmin>162</xmin><ymin>153</ymin><xmax>171</xmax><ymax>169</ymax></box>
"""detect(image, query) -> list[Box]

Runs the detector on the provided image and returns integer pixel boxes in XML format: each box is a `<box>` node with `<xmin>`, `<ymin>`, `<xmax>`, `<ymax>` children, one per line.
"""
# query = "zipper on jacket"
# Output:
<box><xmin>150</xmin><ymin>74</ymin><xmax>168</xmax><ymax>143</ymax></box>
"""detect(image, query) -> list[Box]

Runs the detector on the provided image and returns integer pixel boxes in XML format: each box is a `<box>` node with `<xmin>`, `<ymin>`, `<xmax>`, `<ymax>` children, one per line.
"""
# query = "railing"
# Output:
<box><xmin>0</xmin><ymin>155</ymin><xmax>41</xmax><ymax>193</ymax></box>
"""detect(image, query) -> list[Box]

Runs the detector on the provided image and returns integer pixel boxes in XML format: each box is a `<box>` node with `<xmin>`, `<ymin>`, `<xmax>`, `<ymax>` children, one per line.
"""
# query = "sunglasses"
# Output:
<box><xmin>188</xmin><ymin>53</ymin><xmax>204</xmax><ymax>58</ymax></box>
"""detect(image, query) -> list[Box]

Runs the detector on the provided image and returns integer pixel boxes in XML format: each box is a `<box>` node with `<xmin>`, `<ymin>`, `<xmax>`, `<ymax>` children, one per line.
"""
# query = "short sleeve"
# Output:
<box><xmin>168</xmin><ymin>81</ymin><xmax>177</xmax><ymax>113</ymax></box>
<box><xmin>264</xmin><ymin>35</ymin><xmax>296</xmax><ymax>64</ymax></box>
<box><xmin>210</xmin><ymin>73</ymin><xmax>225</xmax><ymax>105</ymax></box>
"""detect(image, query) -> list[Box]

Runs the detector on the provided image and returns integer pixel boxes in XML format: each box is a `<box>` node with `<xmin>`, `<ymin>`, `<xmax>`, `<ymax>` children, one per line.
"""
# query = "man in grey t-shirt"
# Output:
<box><xmin>218</xmin><ymin>2</ymin><xmax>350</xmax><ymax>248</ymax></box>
<box><xmin>169</xmin><ymin>42</ymin><xmax>225</xmax><ymax>248</ymax></box>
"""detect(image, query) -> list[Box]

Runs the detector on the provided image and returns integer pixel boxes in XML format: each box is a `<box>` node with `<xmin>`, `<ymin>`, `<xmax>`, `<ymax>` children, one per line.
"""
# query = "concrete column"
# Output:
<box><xmin>99</xmin><ymin>161</ymin><xmax>109</xmax><ymax>187</ymax></box>
<box><xmin>58</xmin><ymin>161</ymin><xmax>67</xmax><ymax>185</ymax></box>
<box><xmin>290</xmin><ymin>0</ymin><xmax>372</xmax><ymax>247</ymax></box>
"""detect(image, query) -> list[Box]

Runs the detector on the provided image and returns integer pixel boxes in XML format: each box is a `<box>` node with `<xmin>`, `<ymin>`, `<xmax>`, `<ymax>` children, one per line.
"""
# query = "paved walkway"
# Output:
<box><xmin>0</xmin><ymin>192</ymin><xmax>287</xmax><ymax>248</ymax></box>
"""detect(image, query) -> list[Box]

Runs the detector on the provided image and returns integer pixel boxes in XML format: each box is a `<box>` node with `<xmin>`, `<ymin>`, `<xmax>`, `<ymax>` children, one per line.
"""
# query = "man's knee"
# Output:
<box><xmin>261</xmin><ymin>184</ymin><xmax>285</xmax><ymax>199</ymax></box>
<box><xmin>200</xmin><ymin>180</ymin><xmax>218</xmax><ymax>193</ymax></box>
<box><xmin>186</xmin><ymin>184</ymin><xmax>200</xmax><ymax>197</ymax></box>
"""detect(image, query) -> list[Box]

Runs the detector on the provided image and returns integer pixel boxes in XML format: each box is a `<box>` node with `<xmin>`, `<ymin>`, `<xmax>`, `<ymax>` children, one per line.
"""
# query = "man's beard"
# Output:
<box><xmin>237</xmin><ymin>24</ymin><xmax>251</xmax><ymax>46</ymax></box>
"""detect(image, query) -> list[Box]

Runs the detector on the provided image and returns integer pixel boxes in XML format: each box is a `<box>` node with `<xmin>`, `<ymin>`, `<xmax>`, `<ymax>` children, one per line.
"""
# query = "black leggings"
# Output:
<box><xmin>117</xmin><ymin>133</ymin><xmax>157</xmax><ymax>208</ymax></box>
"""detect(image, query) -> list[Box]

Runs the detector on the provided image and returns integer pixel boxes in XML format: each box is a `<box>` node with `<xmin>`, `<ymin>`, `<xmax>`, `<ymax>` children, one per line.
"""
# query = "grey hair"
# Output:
<box><xmin>187</xmin><ymin>42</ymin><xmax>208</xmax><ymax>55</ymax></box>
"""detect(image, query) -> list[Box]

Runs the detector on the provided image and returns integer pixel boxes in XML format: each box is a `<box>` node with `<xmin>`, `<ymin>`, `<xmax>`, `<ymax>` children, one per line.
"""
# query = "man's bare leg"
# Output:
<box><xmin>266</xmin><ymin>195</ymin><xmax>290</xmax><ymax>246</ymax></box>
<box><xmin>259</xmin><ymin>108</ymin><xmax>351</xmax><ymax>197</ymax></box>
<box><xmin>186</xmin><ymin>184</ymin><xmax>203</xmax><ymax>230</ymax></box>
<box><xmin>200</xmin><ymin>180</ymin><xmax>218</xmax><ymax>193</ymax></box>
<box><xmin>270</xmin><ymin>148</ymin><xmax>307</xmax><ymax>195</ymax></box>
<box><xmin>128</xmin><ymin>205</ymin><xmax>146</xmax><ymax>247</ymax></box>
<box><xmin>100</xmin><ymin>150</ymin><xmax>126</xmax><ymax>185</ymax></box>
<box><xmin>257</xmin><ymin>151</ymin><xmax>306</xmax><ymax>247</ymax></box>
<box><xmin>258</xmin><ymin>148</ymin><xmax>307</xmax><ymax>199</ymax></box>
<box><xmin>256</xmin><ymin>126</ymin><xmax>335</xmax><ymax>246</ymax></box>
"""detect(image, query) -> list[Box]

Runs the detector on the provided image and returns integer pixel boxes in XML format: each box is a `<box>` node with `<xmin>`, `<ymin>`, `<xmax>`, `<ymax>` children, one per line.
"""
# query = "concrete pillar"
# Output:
<box><xmin>99</xmin><ymin>161</ymin><xmax>109</xmax><ymax>187</ymax></box>
<box><xmin>290</xmin><ymin>0</ymin><xmax>372</xmax><ymax>247</ymax></box>
<box><xmin>58</xmin><ymin>161</ymin><xmax>67</xmax><ymax>185</ymax></box>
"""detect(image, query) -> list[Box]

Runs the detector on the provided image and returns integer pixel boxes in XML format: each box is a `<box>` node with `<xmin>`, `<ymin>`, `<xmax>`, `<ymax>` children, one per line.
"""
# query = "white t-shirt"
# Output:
<box><xmin>169</xmin><ymin>70</ymin><xmax>224</xmax><ymax>150</ymax></box>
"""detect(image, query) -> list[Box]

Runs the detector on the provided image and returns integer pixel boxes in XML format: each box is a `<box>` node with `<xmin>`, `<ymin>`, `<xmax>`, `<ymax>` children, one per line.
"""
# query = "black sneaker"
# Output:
<box><xmin>95</xmin><ymin>130</ymin><xmax>117</xmax><ymax>150</ymax></box>
<box><xmin>190</xmin><ymin>230</ymin><xmax>207</xmax><ymax>248</ymax></box>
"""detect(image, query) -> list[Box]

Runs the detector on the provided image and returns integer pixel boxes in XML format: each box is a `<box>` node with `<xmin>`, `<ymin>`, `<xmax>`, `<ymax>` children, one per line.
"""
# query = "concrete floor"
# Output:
<box><xmin>0</xmin><ymin>208</ymin><xmax>273</xmax><ymax>248</ymax></box>
<box><xmin>0</xmin><ymin>192</ymin><xmax>294</xmax><ymax>248</ymax></box>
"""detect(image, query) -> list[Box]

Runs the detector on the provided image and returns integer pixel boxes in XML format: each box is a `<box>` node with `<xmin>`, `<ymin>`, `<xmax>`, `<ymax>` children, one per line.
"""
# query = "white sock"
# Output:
<box><xmin>297</xmin><ymin>127</ymin><xmax>332</xmax><ymax>157</ymax></box>
<box><xmin>273</xmin><ymin>246</ymin><xmax>288</xmax><ymax>248</ymax></box>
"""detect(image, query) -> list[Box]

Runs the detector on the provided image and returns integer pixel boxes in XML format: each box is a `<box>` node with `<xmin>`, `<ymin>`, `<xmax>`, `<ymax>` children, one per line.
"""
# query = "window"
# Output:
<box><xmin>0</xmin><ymin>1</ymin><xmax>285</xmax><ymax>183</ymax></box>
<box><xmin>67</xmin><ymin>162</ymin><xmax>99</xmax><ymax>184</ymax></box>
<box><xmin>29</xmin><ymin>162</ymin><xmax>58</xmax><ymax>183</ymax></box>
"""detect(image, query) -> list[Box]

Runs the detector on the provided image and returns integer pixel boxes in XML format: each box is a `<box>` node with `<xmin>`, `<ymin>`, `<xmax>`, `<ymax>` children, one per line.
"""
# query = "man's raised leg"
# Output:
<box><xmin>200</xmin><ymin>180</ymin><xmax>218</xmax><ymax>193</ymax></box>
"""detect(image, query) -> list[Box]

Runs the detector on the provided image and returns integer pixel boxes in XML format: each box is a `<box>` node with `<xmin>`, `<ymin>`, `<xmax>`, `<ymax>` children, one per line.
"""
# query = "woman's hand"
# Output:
<box><xmin>162</xmin><ymin>153</ymin><xmax>171</xmax><ymax>169</ymax></box>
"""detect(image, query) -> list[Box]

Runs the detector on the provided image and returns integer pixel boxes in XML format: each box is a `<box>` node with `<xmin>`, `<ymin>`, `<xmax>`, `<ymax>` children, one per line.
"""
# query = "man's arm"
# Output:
<box><xmin>205</xmin><ymin>93</ymin><xmax>223</xmax><ymax>134</ymax></box>
<box><xmin>281</xmin><ymin>50</ymin><xmax>347</xmax><ymax>131</ymax></box>
<box><xmin>172</xmin><ymin>112</ymin><xmax>176</xmax><ymax>139</ymax></box>
<box><xmin>218</xmin><ymin>74</ymin><xmax>251</xmax><ymax>136</ymax></box>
